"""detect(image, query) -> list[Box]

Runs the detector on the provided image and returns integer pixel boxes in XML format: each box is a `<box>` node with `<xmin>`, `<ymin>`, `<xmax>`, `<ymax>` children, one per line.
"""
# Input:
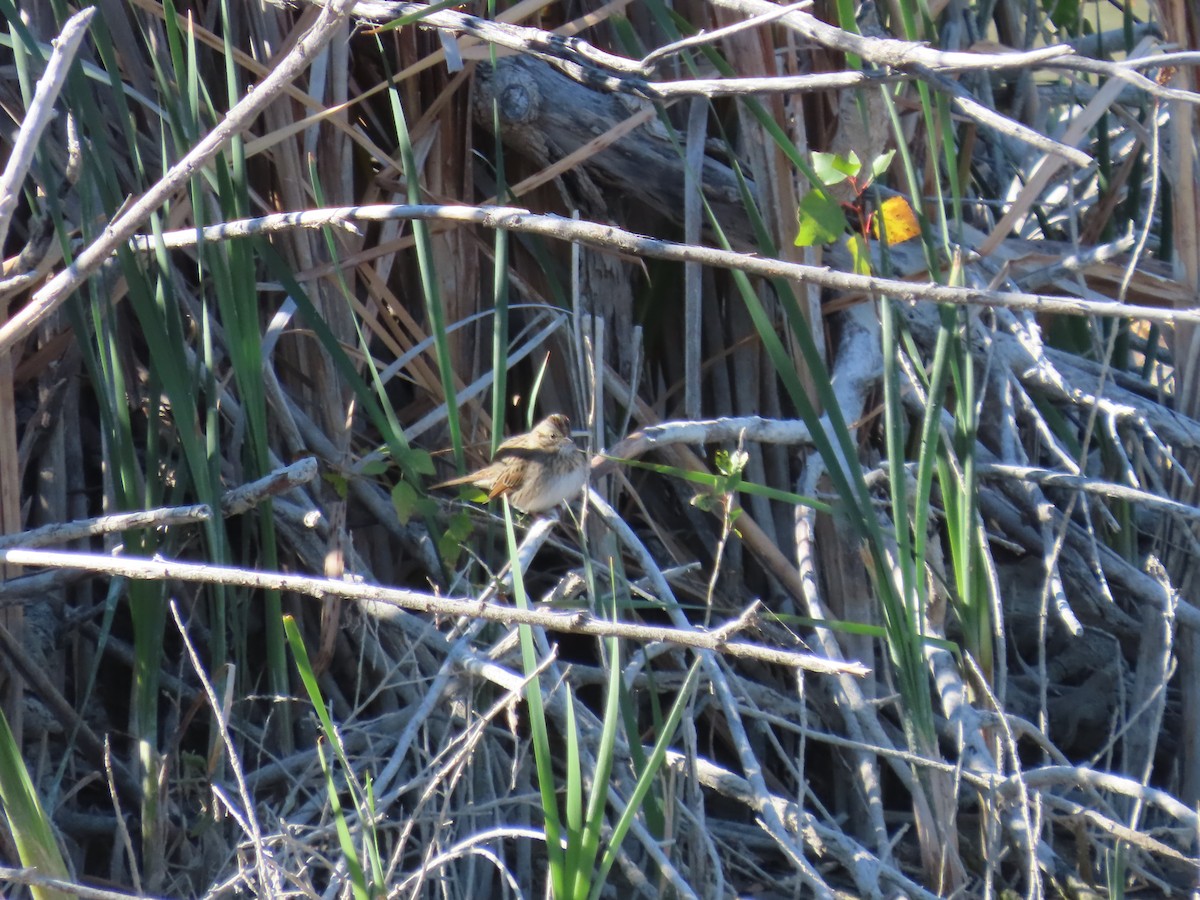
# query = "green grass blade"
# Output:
<box><xmin>589</xmin><ymin>658</ymin><xmax>702</xmax><ymax>900</ymax></box>
<box><xmin>316</xmin><ymin>740</ymin><xmax>371</xmax><ymax>900</ymax></box>
<box><xmin>0</xmin><ymin>708</ymin><xmax>72</xmax><ymax>900</ymax></box>
<box><xmin>503</xmin><ymin>501</ymin><xmax>565</xmax><ymax>894</ymax></box>
<box><xmin>571</xmin><ymin>580</ymin><xmax>624</xmax><ymax>898</ymax></box>
<box><xmin>285</xmin><ymin>615</ymin><xmax>381</xmax><ymax>899</ymax></box>
<box><xmin>375</xmin><ymin>35</ymin><xmax>463</xmax><ymax>468</ymax></box>
<box><xmin>563</xmin><ymin>687</ymin><xmax>584</xmax><ymax>896</ymax></box>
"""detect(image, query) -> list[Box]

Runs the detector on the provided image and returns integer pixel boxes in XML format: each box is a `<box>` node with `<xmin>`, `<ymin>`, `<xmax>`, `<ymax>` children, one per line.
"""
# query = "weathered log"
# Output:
<box><xmin>473</xmin><ymin>55</ymin><xmax>756</xmax><ymax>247</ymax></box>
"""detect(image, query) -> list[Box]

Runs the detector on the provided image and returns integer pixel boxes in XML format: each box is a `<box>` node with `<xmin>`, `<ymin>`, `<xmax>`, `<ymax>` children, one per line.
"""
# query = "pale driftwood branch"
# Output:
<box><xmin>0</xmin><ymin>505</ymin><xmax>212</xmax><ymax>551</ymax></box>
<box><xmin>1042</xmin><ymin>794</ymin><xmax>1197</xmax><ymax>867</ymax></box>
<box><xmin>978</xmin><ymin>463</ymin><xmax>1200</xmax><ymax>524</ymax></box>
<box><xmin>222</xmin><ymin>458</ymin><xmax>321</xmax><ymax>516</ymax></box>
<box><xmin>641</xmin><ymin>69</ymin><xmax>906</xmax><ymax>97</ymax></box>
<box><xmin>996</xmin><ymin>766</ymin><xmax>1200</xmax><ymax>830</ymax></box>
<box><xmin>708</xmin><ymin>0</ymin><xmax>1199</xmax><ymax>105</ymax></box>
<box><xmin>312</xmin><ymin>0</ymin><xmax>647</xmax><ymax>81</ymax></box>
<box><xmin>0</xmin><ymin>548</ymin><xmax>866</xmax><ymax>675</ymax></box>
<box><xmin>0</xmin><ymin>0</ymin><xmax>361</xmax><ymax>355</ymax></box>
<box><xmin>320</xmin><ymin>0</ymin><xmax>1200</xmax><ymax>107</ymax></box>
<box><xmin>0</xmin><ymin>7</ymin><xmax>96</xmax><ymax>256</ymax></box>
<box><xmin>710</xmin><ymin>0</ymin><xmax>1072</xmax><ymax>72</ymax></box>
<box><xmin>593</xmin><ymin>416</ymin><xmax>815</xmax><ymax>477</ymax></box>
<box><xmin>124</xmin><ymin>203</ymin><xmax>1200</xmax><ymax>325</ymax></box>
<box><xmin>0</xmin><ymin>868</ymin><xmax>162</xmax><ymax>900</ymax></box>
<box><xmin>643</xmin><ymin>63</ymin><xmax>1090</xmax><ymax>166</ymax></box>
<box><xmin>909</xmin><ymin>63</ymin><xmax>1090</xmax><ymax>167</ymax></box>
<box><xmin>0</xmin><ymin>460</ymin><xmax>319</xmax><ymax>551</ymax></box>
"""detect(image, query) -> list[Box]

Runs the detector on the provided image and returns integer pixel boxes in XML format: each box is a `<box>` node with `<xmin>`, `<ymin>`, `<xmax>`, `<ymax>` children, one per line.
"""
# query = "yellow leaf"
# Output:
<box><xmin>873</xmin><ymin>196</ymin><xmax>921</xmax><ymax>245</ymax></box>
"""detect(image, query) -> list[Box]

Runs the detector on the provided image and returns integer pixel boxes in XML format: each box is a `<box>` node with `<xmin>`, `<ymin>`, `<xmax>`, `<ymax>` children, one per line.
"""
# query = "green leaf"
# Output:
<box><xmin>812</xmin><ymin>150</ymin><xmax>860</xmax><ymax>184</ymax></box>
<box><xmin>391</xmin><ymin>480</ymin><xmax>425</xmax><ymax>524</ymax></box>
<box><xmin>1044</xmin><ymin>0</ymin><xmax>1080</xmax><ymax>30</ymax></box>
<box><xmin>437</xmin><ymin>532</ymin><xmax>463</xmax><ymax>568</ymax></box>
<box><xmin>794</xmin><ymin>188</ymin><xmax>848</xmax><ymax>246</ymax></box>
<box><xmin>871</xmin><ymin>149</ymin><xmax>897</xmax><ymax>179</ymax></box>
<box><xmin>323</xmin><ymin>471</ymin><xmax>349</xmax><ymax>500</ymax></box>
<box><xmin>503</xmin><ymin>502</ymin><xmax>566</xmax><ymax>897</ymax></box>
<box><xmin>317</xmin><ymin>742</ymin><xmax>371</xmax><ymax>900</ymax></box>
<box><xmin>570</xmin><ymin>583</ymin><xmax>623</xmax><ymax>898</ymax></box>
<box><xmin>716</xmin><ymin>448</ymin><xmax>749</xmax><ymax>478</ymax></box>
<box><xmin>358</xmin><ymin>459</ymin><xmax>391</xmax><ymax>477</ymax></box>
<box><xmin>446</xmin><ymin>511</ymin><xmax>474</xmax><ymax>542</ymax></box>
<box><xmin>563</xmin><ymin>687</ymin><xmax>583</xmax><ymax>882</ymax></box>
<box><xmin>437</xmin><ymin>512</ymin><xmax>473</xmax><ymax>568</ymax></box>
<box><xmin>398</xmin><ymin>447</ymin><xmax>436</xmax><ymax>477</ymax></box>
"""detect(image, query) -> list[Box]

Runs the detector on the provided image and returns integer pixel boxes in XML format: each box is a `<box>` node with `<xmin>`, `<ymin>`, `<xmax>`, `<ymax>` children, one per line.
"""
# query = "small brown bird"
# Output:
<box><xmin>431</xmin><ymin>414</ymin><xmax>588</xmax><ymax>513</ymax></box>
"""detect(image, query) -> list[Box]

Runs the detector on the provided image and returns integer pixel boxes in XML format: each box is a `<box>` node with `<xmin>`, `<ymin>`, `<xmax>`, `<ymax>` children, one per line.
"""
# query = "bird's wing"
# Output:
<box><xmin>485</xmin><ymin>463</ymin><xmax>522</xmax><ymax>501</ymax></box>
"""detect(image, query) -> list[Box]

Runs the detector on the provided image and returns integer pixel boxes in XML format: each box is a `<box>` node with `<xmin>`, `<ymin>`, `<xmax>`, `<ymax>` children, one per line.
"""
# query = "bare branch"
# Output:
<box><xmin>128</xmin><ymin>203</ymin><xmax>1200</xmax><ymax>325</ymax></box>
<box><xmin>0</xmin><ymin>548</ymin><xmax>867</xmax><ymax>675</ymax></box>
<box><xmin>0</xmin><ymin>7</ymin><xmax>96</xmax><ymax>256</ymax></box>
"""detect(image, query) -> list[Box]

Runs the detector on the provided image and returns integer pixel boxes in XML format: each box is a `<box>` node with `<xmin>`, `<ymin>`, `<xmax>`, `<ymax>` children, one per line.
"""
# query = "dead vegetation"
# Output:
<box><xmin>2</xmin><ymin>0</ymin><xmax>1200</xmax><ymax>896</ymax></box>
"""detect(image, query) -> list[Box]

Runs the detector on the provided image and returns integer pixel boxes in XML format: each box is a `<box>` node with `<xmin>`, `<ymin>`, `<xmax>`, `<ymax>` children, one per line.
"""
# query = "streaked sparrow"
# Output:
<box><xmin>431</xmin><ymin>414</ymin><xmax>588</xmax><ymax>513</ymax></box>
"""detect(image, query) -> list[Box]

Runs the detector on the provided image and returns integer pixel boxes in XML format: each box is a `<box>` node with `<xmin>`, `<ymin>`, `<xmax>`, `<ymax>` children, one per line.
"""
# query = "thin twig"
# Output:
<box><xmin>169</xmin><ymin>601</ymin><xmax>276</xmax><ymax>894</ymax></box>
<box><xmin>641</xmin><ymin>1</ymin><xmax>813</xmax><ymax>68</ymax></box>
